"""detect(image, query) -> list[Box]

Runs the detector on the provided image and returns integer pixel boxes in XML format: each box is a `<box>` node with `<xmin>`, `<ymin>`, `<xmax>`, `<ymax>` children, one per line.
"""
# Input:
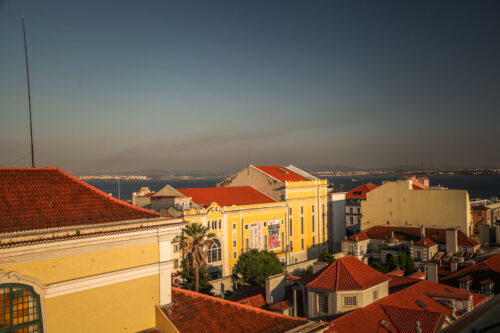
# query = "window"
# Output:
<box><xmin>264</xmin><ymin>235</ymin><xmax>268</xmax><ymax>250</ymax></box>
<box><xmin>219</xmin><ymin>220</ymin><xmax>222</xmax><ymax>229</ymax></box>
<box><xmin>0</xmin><ymin>284</ymin><xmax>43</xmax><ymax>332</ymax></box>
<box><xmin>290</xmin><ymin>241</ymin><xmax>293</xmax><ymax>251</ymax></box>
<box><xmin>318</xmin><ymin>294</ymin><xmax>328</xmax><ymax>313</ymax></box>
<box><xmin>416</xmin><ymin>250</ymin><xmax>422</xmax><ymax>261</ymax></box>
<box><xmin>232</xmin><ymin>240</ymin><xmax>236</xmax><ymax>247</ymax></box>
<box><xmin>350</xmin><ymin>207</ymin><xmax>353</xmax><ymax>213</ymax></box>
<box><xmin>173</xmin><ymin>244</ymin><xmax>179</xmax><ymax>253</ymax></box>
<box><xmin>264</xmin><ymin>221</ymin><xmax>267</xmax><ymax>227</ymax></box>
<box><xmin>313</xmin><ymin>236</ymin><xmax>315</xmax><ymax>245</ymax></box>
<box><xmin>232</xmin><ymin>223</ymin><xmax>236</xmax><ymax>230</ymax></box>
<box><xmin>357</xmin><ymin>208</ymin><xmax>360</xmax><ymax>214</ymax></box>
<box><xmin>301</xmin><ymin>239</ymin><xmax>304</xmax><ymax>250</ymax></box>
<box><xmin>373</xmin><ymin>290</ymin><xmax>378</xmax><ymax>300</ymax></box>
<box><xmin>174</xmin><ymin>259</ymin><xmax>179</xmax><ymax>269</ymax></box>
<box><xmin>207</xmin><ymin>239</ymin><xmax>222</xmax><ymax>263</ymax></box>
<box><xmin>245</xmin><ymin>224</ymin><xmax>248</xmax><ymax>230</ymax></box>
<box><xmin>344</xmin><ymin>296</ymin><xmax>356</xmax><ymax>306</ymax></box>
<box><xmin>233</xmin><ymin>252</ymin><xmax>237</xmax><ymax>259</ymax></box>
<box><xmin>301</xmin><ymin>206</ymin><xmax>304</xmax><ymax>214</ymax></box>
<box><xmin>312</xmin><ymin>205</ymin><xmax>315</xmax><ymax>213</ymax></box>
<box><xmin>281</xmin><ymin>232</ymin><xmax>285</xmax><ymax>250</ymax></box>
<box><xmin>289</xmin><ymin>218</ymin><xmax>293</xmax><ymax>236</ymax></box>
<box><xmin>350</xmin><ymin>216</ymin><xmax>354</xmax><ymax>225</ymax></box>
<box><xmin>301</xmin><ymin>217</ymin><xmax>304</xmax><ymax>234</ymax></box>
<box><xmin>348</xmin><ymin>245</ymin><xmax>354</xmax><ymax>255</ymax></box>
<box><xmin>312</xmin><ymin>216</ymin><xmax>315</xmax><ymax>232</ymax></box>
<box><xmin>245</xmin><ymin>238</ymin><xmax>249</xmax><ymax>250</ymax></box>
<box><xmin>289</xmin><ymin>207</ymin><xmax>292</xmax><ymax>215</ymax></box>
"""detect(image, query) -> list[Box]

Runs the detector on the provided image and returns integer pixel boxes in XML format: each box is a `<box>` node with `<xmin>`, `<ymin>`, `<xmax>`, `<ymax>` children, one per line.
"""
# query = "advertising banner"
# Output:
<box><xmin>250</xmin><ymin>223</ymin><xmax>262</xmax><ymax>250</ymax></box>
<box><xmin>268</xmin><ymin>219</ymin><xmax>281</xmax><ymax>250</ymax></box>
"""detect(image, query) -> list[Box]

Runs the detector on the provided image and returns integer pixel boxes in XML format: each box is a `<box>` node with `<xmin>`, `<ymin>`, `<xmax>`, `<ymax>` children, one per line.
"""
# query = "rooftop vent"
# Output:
<box><xmin>278</xmin><ymin>168</ymin><xmax>289</xmax><ymax>174</ymax></box>
<box><xmin>416</xmin><ymin>300</ymin><xmax>427</xmax><ymax>308</ymax></box>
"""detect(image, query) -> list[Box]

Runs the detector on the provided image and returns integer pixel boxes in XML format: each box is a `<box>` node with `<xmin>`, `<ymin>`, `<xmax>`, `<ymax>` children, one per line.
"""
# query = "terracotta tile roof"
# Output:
<box><xmin>166</xmin><ymin>287</ymin><xmax>308</xmax><ymax>333</ymax></box>
<box><xmin>229</xmin><ymin>285</ymin><xmax>265</xmax><ymax>302</ymax></box>
<box><xmin>363</xmin><ymin>226</ymin><xmax>479</xmax><ymax>247</ymax></box>
<box><xmin>177</xmin><ymin>186</ymin><xmax>276</xmax><ymax>207</ymax></box>
<box><xmin>253</xmin><ymin>166</ymin><xmax>308</xmax><ymax>182</ymax></box>
<box><xmin>0</xmin><ymin>167</ymin><xmax>160</xmax><ymax>234</ymax></box>
<box><xmin>328</xmin><ymin>280</ymin><xmax>489</xmax><ymax>333</ymax></box>
<box><xmin>414</xmin><ymin>237</ymin><xmax>437</xmax><ymax>247</ymax></box>
<box><xmin>346</xmin><ymin>184</ymin><xmax>378</xmax><ymax>199</ymax></box>
<box><xmin>347</xmin><ymin>232</ymin><xmax>369</xmax><ymax>241</ymax></box>
<box><xmin>386</xmin><ymin>268</ymin><xmax>405</xmax><ymax>277</ymax></box>
<box><xmin>387</xmin><ymin>276</ymin><xmax>421</xmax><ymax>293</ymax></box>
<box><xmin>306</xmin><ymin>256</ymin><xmax>390</xmax><ymax>291</ymax></box>
<box><xmin>440</xmin><ymin>254</ymin><xmax>500</xmax><ymax>294</ymax></box>
<box><xmin>268</xmin><ymin>300</ymin><xmax>293</xmax><ymax>311</ymax></box>
<box><xmin>407</xmin><ymin>271</ymin><xmax>426</xmax><ymax>280</ymax></box>
<box><xmin>236</xmin><ymin>294</ymin><xmax>267</xmax><ymax>309</ymax></box>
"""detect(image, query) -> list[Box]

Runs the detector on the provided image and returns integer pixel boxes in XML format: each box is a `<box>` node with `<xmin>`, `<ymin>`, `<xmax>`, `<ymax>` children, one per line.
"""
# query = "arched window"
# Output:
<box><xmin>0</xmin><ymin>284</ymin><xmax>43</xmax><ymax>332</ymax></box>
<box><xmin>207</xmin><ymin>239</ymin><xmax>222</xmax><ymax>263</ymax></box>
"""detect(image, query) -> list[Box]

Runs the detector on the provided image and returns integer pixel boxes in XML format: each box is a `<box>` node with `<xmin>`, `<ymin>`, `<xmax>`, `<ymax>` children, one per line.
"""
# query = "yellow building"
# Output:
<box><xmin>0</xmin><ymin>167</ymin><xmax>185</xmax><ymax>333</ymax></box>
<box><xmin>361</xmin><ymin>179</ymin><xmax>472</xmax><ymax>236</ymax></box>
<box><xmin>152</xmin><ymin>165</ymin><xmax>328</xmax><ymax>279</ymax></box>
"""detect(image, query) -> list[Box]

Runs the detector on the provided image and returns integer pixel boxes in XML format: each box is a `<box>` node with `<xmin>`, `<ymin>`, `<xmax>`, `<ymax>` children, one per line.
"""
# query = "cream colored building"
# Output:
<box><xmin>361</xmin><ymin>180</ymin><xmax>472</xmax><ymax>235</ymax></box>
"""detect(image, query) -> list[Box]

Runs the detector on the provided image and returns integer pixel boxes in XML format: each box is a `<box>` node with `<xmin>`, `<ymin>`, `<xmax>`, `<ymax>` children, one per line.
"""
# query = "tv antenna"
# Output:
<box><xmin>22</xmin><ymin>16</ymin><xmax>35</xmax><ymax>167</ymax></box>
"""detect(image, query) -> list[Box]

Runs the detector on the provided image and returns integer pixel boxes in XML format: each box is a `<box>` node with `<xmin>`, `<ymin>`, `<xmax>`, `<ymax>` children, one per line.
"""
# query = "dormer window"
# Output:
<box><xmin>479</xmin><ymin>279</ymin><xmax>494</xmax><ymax>294</ymax></box>
<box><xmin>458</xmin><ymin>276</ymin><xmax>473</xmax><ymax>291</ymax></box>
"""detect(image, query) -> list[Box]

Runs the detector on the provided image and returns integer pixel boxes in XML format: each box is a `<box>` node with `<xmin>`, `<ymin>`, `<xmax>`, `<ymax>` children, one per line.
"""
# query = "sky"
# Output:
<box><xmin>1</xmin><ymin>0</ymin><xmax>499</xmax><ymax>173</ymax></box>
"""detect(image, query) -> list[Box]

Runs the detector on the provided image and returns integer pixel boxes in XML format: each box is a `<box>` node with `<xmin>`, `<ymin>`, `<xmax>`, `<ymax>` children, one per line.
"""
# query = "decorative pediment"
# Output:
<box><xmin>0</xmin><ymin>270</ymin><xmax>46</xmax><ymax>295</ymax></box>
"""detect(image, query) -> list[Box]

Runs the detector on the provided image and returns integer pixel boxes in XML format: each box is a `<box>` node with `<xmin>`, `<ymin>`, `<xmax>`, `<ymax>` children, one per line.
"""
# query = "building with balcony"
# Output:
<box><xmin>345</xmin><ymin>184</ymin><xmax>377</xmax><ymax>234</ymax></box>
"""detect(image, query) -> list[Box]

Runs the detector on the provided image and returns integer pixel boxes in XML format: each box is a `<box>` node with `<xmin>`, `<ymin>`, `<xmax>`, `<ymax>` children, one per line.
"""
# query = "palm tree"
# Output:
<box><xmin>179</xmin><ymin>222</ymin><xmax>216</xmax><ymax>292</ymax></box>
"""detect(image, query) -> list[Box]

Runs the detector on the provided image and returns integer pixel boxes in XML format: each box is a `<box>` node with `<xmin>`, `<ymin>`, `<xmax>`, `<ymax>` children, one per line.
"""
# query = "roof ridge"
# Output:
<box><xmin>251</xmin><ymin>165</ymin><xmax>281</xmax><ymax>182</ymax></box>
<box><xmin>53</xmin><ymin>167</ymin><xmax>160</xmax><ymax>216</ymax></box>
<box><xmin>172</xmin><ymin>287</ymin><xmax>307</xmax><ymax>322</ymax></box>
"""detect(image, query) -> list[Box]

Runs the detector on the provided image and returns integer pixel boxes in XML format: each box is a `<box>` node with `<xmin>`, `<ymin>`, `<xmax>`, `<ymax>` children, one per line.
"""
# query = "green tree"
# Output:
<box><xmin>179</xmin><ymin>222</ymin><xmax>216</xmax><ymax>292</ymax></box>
<box><xmin>179</xmin><ymin>259</ymin><xmax>213</xmax><ymax>294</ymax></box>
<box><xmin>318</xmin><ymin>251</ymin><xmax>335</xmax><ymax>264</ymax></box>
<box><xmin>369</xmin><ymin>259</ymin><xmax>389</xmax><ymax>273</ymax></box>
<box><xmin>234</xmin><ymin>249</ymin><xmax>283</xmax><ymax>286</ymax></box>
<box><xmin>387</xmin><ymin>254</ymin><xmax>415</xmax><ymax>274</ymax></box>
<box><xmin>300</xmin><ymin>265</ymin><xmax>314</xmax><ymax>277</ymax></box>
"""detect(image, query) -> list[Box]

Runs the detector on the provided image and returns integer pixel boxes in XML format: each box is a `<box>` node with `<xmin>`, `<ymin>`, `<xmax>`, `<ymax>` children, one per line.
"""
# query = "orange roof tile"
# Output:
<box><xmin>414</xmin><ymin>237</ymin><xmax>437</xmax><ymax>247</ymax></box>
<box><xmin>347</xmin><ymin>232</ymin><xmax>369</xmax><ymax>241</ymax></box>
<box><xmin>236</xmin><ymin>294</ymin><xmax>267</xmax><ymax>309</ymax></box>
<box><xmin>328</xmin><ymin>280</ymin><xmax>489</xmax><ymax>333</ymax></box>
<box><xmin>177</xmin><ymin>186</ymin><xmax>276</xmax><ymax>207</ymax></box>
<box><xmin>386</xmin><ymin>268</ymin><xmax>405</xmax><ymax>277</ymax></box>
<box><xmin>407</xmin><ymin>271</ymin><xmax>426</xmax><ymax>280</ymax></box>
<box><xmin>306</xmin><ymin>256</ymin><xmax>390</xmax><ymax>291</ymax></box>
<box><xmin>0</xmin><ymin>167</ymin><xmax>160</xmax><ymax>234</ymax></box>
<box><xmin>387</xmin><ymin>275</ymin><xmax>421</xmax><ymax>293</ymax></box>
<box><xmin>268</xmin><ymin>300</ymin><xmax>293</xmax><ymax>311</ymax></box>
<box><xmin>253</xmin><ymin>166</ymin><xmax>308</xmax><ymax>182</ymax></box>
<box><xmin>166</xmin><ymin>287</ymin><xmax>307</xmax><ymax>333</ymax></box>
<box><xmin>363</xmin><ymin>226</ymin><xmax>479</xmax><ymax>247</ymax></box>
<box><xmin>346</xmin><ymin>184</ymin><xmax>378</xmax><ymax>199</ymax></box>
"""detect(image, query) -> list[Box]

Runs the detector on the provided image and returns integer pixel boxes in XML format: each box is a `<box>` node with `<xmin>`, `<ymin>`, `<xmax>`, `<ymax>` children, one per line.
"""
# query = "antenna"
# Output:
<box><xmin>22</xmin><ymin>16</ymin><xmax>35</xmax><ymax>167</ymax></box>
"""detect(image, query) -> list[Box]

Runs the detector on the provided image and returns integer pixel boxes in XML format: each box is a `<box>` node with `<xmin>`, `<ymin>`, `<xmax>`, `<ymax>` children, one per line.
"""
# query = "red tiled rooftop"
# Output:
<box><xmin>166</xmin><ymin>287</ymin><xmax>307</xmax><ymax>333</ymax></box>
<box><xmin>328</xmin><ymin>280</ymin><xmax>489</xmax><ymax>333</ymax></box>
<box><xmin>346</xmin><ymin>184</ymin><xmax>378</xmax><ymax>199</ymax></box>
<box><xmin>414</xmin><ymin>237</ymin><xmax>437</xmax><ymax>247</ymax></box>
<box><xmin>347</xmin><ymin>232</ymin><xmax>369</xmax><ymax>241</ymax></box>
<box><xmin>0</xmin><ymin>167</ymin><xmax>160</xmax><ymax>234</ymax></box>
<box><xmin>363</xmin><ymin>226</ymin><xmax>479</xmax><ymax>247</ymax></box>
<box><xmin>386</xmin><ymin>268</ymin><xmax>405</xmax><ymax>277</ymax></box>
<box><xmin>236</xmin><ymin>294</ymin><xmax>266</xmax><ymax>309</ymax></box>
<box><xmin>306</xmin><ymin>256</ymin><xmax>390</xmax><ymax>291</ymax></box>
<box><xmin>268</xmin><ymin>300</ymin><xmax>293</xmax><ymax>311</ymax></box>
<box><xmin>407</xmin><ymin>271</ymin><xmax>426</xmax><ymax>280</ymax></box>
<box><xmin>177</xmin><ymin>186</ymin><xmax>276</xmax><ymax>207</ymax></box>
<box><xmin>387</xmin><ymin>275</ymin><xmax>421</xmax><ymax>292</ymax></box>
<box><xmin>253</xmin><ymin>166</ymin><xmax>309</xmax><ymax>182</ymax></box>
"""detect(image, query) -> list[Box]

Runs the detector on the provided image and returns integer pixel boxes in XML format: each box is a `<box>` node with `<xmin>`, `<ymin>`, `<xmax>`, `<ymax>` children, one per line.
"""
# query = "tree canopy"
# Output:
<box><xmin>233</xmin><ymin>249</ymin><xmax>283</xmax><ymax>286</ymax></box>
<box><xmin>318</xmin><ymin>251</ymin><xmax>335</xmax><ymax>264</ymax></box>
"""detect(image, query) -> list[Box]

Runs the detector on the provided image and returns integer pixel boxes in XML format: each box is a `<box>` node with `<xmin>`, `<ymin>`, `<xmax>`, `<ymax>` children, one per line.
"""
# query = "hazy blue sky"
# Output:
<box><xmin>1</xmin><ymin>0</ymin><xmax>499</xmax><ymax>173</ymax></box>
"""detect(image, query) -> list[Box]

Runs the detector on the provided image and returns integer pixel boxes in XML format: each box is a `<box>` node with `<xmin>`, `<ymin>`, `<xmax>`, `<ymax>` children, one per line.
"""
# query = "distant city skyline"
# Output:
<box><xmin>1</xmin><ymin>0</ymin><xmax>499</xmax><ymax>173</ymax></box>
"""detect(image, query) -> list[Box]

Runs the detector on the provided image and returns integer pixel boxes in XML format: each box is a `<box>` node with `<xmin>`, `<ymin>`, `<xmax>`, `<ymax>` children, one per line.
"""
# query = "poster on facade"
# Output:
<box><xmin>250</xmin><ymin>222</ymin><xmax>262</xmax><ymax>250</ymax></box>
<box><xmin>268</xmin><ymin>219</ymin><xmax>281</xmax><ymax>250</ymax></box>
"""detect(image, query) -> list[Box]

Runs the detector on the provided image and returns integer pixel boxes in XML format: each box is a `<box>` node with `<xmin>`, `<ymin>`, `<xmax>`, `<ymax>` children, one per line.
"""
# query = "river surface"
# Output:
<box><xmin>85</xmin><ymin>175</ymin><xmax>500</xmax><ymax>201</ymax></box>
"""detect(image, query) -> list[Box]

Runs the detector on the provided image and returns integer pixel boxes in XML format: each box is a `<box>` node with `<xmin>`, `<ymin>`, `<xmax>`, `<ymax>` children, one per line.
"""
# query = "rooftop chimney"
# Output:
<box><xmin>265</xmin><ymin>273</ymin><xmax>285</xmax><ymax>305</ymax></box>
<box><xmin>446</xmin><ymin>228</ymin><xmax>458</xmax><ymax>254</ymax></box>
<box><xmin>450</xmin><ymin>261</ymin><xmax>458</xmax><ymax>272</ymax></box>
<box><xmin>426</xmin><ymin>262</ymin><xmax>438</xmax><ymax>282</ymax></box>
<box><xmin>420</xmin><ymin>225</ymin><xmax>425</xmax><ymax>239</ymax></box>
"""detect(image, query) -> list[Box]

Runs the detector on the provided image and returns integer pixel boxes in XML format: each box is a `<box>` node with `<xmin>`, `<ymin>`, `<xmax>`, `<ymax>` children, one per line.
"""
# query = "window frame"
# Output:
<box><xmin>0</xmin><ymin>283</ymin><xmax>44</xmax><ymax>333</ymax></box>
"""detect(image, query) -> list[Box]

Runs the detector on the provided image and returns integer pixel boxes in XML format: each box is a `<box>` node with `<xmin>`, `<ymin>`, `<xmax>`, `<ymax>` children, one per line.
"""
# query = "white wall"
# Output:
<box><xmin>328</xmin><ymin>192</ymin><xmax>346</xmax><ymax>252</ymax></box>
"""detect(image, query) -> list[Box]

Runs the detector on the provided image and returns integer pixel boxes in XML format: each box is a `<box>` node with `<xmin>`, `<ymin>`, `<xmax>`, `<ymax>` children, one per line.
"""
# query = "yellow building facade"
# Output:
<box><xmin>361</xmin><ymin>179</ymin><xmax>472</xmax><ymax>235</ymax></box>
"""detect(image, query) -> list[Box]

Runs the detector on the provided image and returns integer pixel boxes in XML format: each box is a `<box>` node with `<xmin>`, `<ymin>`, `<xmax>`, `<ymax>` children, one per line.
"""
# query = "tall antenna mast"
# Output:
<box><xmin>22</xmin><ymin>16</ymin><xmax>35</xmax><ymax>167</ymax></box>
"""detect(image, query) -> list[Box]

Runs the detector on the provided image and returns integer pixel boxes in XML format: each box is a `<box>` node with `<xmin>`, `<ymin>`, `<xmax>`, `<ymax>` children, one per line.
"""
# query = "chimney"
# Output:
<box><xmin>420</xmin><ymin>226</ymin><xmax>425</xmax><ymax>239</ymax></box>
<box><xmin>450</xmin><ymin>261</ymin><xmax>458</xmax><ymax>272</ymax></box>
<box><xmin>266</xmin><ymin>273</ymin><xmax>286</xmax><ymax>305</ymax></box>
<box><xmin>446</xmin><ymin>228</ymin><xmax>458</xmax><ymax>254</ymax></box>
<box><xmin>313</xmin><ymin>261</ymin><xmax>328</xmax><ymax>274</ymax></box>
<box><xmin>479</xmin><ymin>224</ymin><xmax>490</xmax><ymax>247</ymax></box>
<box><xmin>426</xmin><ymin>262</ymin><xmax>438</xmax><ymax>282</ymax></box>
<box><xmin>293</xmin><ymin>288</ymin><xmax>297</xmax><ymax>317</ymax></box>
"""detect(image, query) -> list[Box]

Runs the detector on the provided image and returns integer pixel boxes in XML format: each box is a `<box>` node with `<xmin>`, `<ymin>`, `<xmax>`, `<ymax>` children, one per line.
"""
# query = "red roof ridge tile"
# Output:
<box><xmin>177</xmin><ymin>186</ymin><xmax>276</xmax><ymax>207</ymax></box>
<box><xmin>252</xmin><ymin>166</ymin><xmax>309</xmax><ymax>182</ymax></box>
<box><xmin>171</xmin><ymin>287</ymin><xmax>307</xmax><ymax>322</ymax></box>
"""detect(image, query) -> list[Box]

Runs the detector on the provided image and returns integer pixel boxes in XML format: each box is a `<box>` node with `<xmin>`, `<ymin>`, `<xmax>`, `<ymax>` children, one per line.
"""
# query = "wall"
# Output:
<box><xmin>328</xmin><ymin>192</ymin><xmax>346</xmax><ymax>252</ymax></box>
<box><xmin>361</xmin><ymin>181</ymin><xmax>471</xmax><ymax>235</ymax></box>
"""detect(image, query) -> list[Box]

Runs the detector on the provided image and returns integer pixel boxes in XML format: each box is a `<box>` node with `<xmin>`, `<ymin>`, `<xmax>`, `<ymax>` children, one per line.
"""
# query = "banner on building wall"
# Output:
<box><xmin>268</xmin><ymin>219</ymin><xmax>281</xmax><ymax>250</ymax></box>
<box><xmin>250</xmin><ymin>223</ymin><xmax>263</xmax><ymax>250</ymax></box>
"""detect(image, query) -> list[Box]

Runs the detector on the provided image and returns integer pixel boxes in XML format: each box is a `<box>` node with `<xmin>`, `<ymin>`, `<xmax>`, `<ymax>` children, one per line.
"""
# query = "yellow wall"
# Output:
<box><xmin>361</xmin><ymin>181</ymin><xmax>471</xmax><ymax>235</ymax></box>
<box><xmin>45</xmin><ymin>274</ymin><xmax>159</xmax><ymax>333</ymax></box>
<box><xmin>1</xmin><ymin>243</ymin><xmax>159</xmax><ymax>285</ymax></box>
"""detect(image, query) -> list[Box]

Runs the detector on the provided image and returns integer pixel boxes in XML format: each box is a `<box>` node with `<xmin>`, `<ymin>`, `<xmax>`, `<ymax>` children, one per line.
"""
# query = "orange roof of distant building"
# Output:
<box><xmin>347</xmin><ymin>232</ymin><xmax>369</xmax><ymax>241</ymax></box>
<box><xmin>306</xmin><ymin>256</ymin><xmax>390</xmax><ymax>291</ymax></box>
<box><xmin>166</xmin><ymin>287</ymin><xmax>308</xmax><ymax>333</ymax></box>
<box><xmin>268</xmin><ymin>300</ymin><xmax>293</xmax><ymax>311</ymax></box>
<box><xmin>253</xmin><ymin>166</ymin><xmax>308</xmax><ymax>182</ymax></box>
<box><xmin>0</xmin><ymin>167</ymin><xmax>160</xmax><ymax>234</ymax></box>
<box><xmin>236</xmin><ymin>294</ymin><xmax>267</xmax><ymax>309</ymax></box>
<box><xmin>387</xmin><ymin>268</ymin><xmax>405</xmax><ymax>277</ymax></box>
<box><xmin>362</xmin><ymin>226</ymin><xmax>479</xmax><ymax>247</ymax></box>
<box><xmin>440</xmin><ymin>254</ymin><xmax>500</xmax><ymax>294</ymax></box>
<box><xmin>346</xmin><ymin>184</ymin><xmax>378</xmax><ymax>199</ymax></box>
<box><xmin>328</xmin><ymin>280</ymin><xmax>489</xmax><ymax>333</ymax></box>
<box><xmin>177</xmin><ymin>186</ymin><xmax>276</xmax><ymax>207</ymax></box>
<box><xmin>387</xmin><ymin>275</ymin><xmax>421</xmax><ymax>293</ymax></box>
<box><xmin>407</xmin><ymin>271</ymin><xmax>426</xmax><ymax>280</ymax></box>
<box><xmin>414</xmin><ymin>237</ymin><xmax>437</xmax><ymax>247</ymax></box>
